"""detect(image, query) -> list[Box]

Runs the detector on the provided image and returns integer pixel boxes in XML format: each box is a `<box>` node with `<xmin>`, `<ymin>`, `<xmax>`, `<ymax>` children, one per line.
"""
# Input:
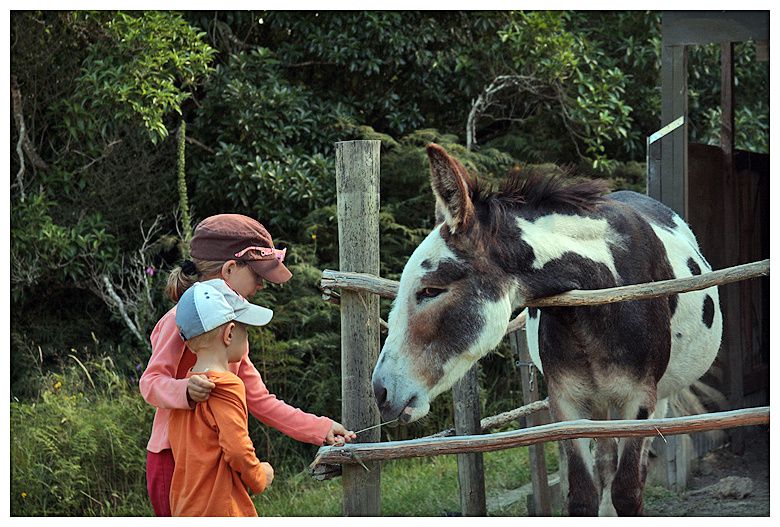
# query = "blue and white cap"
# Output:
<box><xmin>176</xmin><ymin>279</ymin><xmax>273</xmax><ymax>341</ymax></box>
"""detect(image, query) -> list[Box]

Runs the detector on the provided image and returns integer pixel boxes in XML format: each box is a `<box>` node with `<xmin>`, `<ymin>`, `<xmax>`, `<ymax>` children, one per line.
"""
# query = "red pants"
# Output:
<box><xmin>146</xmin><ymin>449</ymin><xmax>175</xmax><ymax>516</ymax></box>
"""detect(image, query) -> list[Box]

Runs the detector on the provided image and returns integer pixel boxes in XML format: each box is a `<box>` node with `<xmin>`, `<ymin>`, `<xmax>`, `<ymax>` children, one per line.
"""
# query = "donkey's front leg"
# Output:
<box><xmin>549</xmin><ymin>389</ymin><xmax>599</xmax><ymax>516</ymax></box>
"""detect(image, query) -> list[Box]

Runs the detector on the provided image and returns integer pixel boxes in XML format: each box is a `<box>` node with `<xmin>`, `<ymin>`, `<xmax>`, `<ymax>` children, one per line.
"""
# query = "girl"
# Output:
<box><xmin>140</xmin><ymin>213</ymin><xmax>355</xmax><ymax>516</ymax></box>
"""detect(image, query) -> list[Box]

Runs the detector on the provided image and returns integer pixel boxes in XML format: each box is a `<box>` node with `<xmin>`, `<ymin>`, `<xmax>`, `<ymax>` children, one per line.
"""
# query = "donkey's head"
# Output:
<box><xmin>371</xmin><ymin>144</ymin><xmax>523</xmax><ymax>423</ymax></box>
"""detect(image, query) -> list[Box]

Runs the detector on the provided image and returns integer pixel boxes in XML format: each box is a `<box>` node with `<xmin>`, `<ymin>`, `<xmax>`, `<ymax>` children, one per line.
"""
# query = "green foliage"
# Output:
<box><xmin>11</xmin><ymin>357</ymin><xmax>154</xmax><ymax>516</ymax></box>
<box><xmin>498</xmin><ymin>12</ymin><xmax>635</xmax><ymax>167</ymax></box>
<box><xmin>63</xmin><ymin>11</ymin><xmax>215</xmax><ymax>145</ymax></box>
<box><xmin>550</xmin><ymin>12</ymin><xmax>663</xmax><ymax>159</ymax></box>
<box><xmin>257</xmin><ymin>12</ymin><xmax>506</xmax><ymax>135</ymax></box>
<box><xmin>688</xmin><ymin>41</ymin><xmax>769</xmax><ymax>153</ymax></box>
<box><xmin>11</xmin><ymin>193</ymin><xmax>118</xmax><ymax>297</ymax></box>
<box><xmin>11</xmin><ymin>11</ymin><xmax>207</xmax><ymax>363</ymax></box>
<box><xmin>189</xmin><ymin>47</ymin><xmax>348</xmax><ymax>236</ymax></box>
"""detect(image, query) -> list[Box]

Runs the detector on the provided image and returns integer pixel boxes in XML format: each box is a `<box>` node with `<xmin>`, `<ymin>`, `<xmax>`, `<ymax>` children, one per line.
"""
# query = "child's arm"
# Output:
<box><xmin>238</xmin><ymin>353</ymin><xmax>333</xmax><ymax>445</ymax></box>
<box><xmin>138</xmin><ymin>309</ymin><xmax>192</xmax><ymax>410</ymax></box>
<box><xmin>208</xmin><ymin>388</ymin><xmax>269</xmax><ymax>494</ymax></box>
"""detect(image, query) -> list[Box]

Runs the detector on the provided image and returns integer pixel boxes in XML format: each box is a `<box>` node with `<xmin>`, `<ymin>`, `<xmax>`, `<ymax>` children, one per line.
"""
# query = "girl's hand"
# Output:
<box><xmin>187</xmin><ymin>374</ymin><xmax>215</xmax><ymax>406</ymax></box>
<box><xmin>324</xmin><ymin>421</ymin><xmax>356</xmax><ymax>446</ymax></box>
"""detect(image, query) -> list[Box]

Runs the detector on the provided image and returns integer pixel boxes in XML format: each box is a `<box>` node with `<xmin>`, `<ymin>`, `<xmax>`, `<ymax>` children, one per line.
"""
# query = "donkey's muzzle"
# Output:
<box><xmin>372</xmin><ymin>378</ymin><xmax>398</xmax><ymax>421</ymax></box>
<box><xmin>372</xmin><ymin>377</ymin><xmax>413</xmax><ymax>422</ymax></box>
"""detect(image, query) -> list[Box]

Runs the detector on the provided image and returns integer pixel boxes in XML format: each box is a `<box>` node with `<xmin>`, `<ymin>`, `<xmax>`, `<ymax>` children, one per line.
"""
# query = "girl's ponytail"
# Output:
<box><xmin>165</xmin><ymin>259</ymin><xmax>226</xmax><ymax>302</ymax></box>
<box><xmin>165</xmin><ymin>263</ymin><xmax>199</xmax><ymax>302</ymax></box>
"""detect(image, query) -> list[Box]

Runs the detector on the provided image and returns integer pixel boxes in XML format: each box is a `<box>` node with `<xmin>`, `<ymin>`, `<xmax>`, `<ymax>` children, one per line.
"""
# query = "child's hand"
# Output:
<box><xmin>324</xmin><ymin>421</ymin><xmax>356</xmax><ymax>446</ymax></box>
<box><xmin>187</xmin><ymin>374</ymin><xmax>215</xmax><ymax>406</ymax></box>
<box><xmin>260</xmin><ymin>462</ymin><xmax>274</xmax><ymax>486</ymax></box>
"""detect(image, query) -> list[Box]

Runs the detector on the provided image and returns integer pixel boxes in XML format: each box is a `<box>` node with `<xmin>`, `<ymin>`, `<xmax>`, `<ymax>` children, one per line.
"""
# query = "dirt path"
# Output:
<box><xmin>644</xmin><ymin>426</ymin><xmax>769</xmax><ymax>516</ymax></box>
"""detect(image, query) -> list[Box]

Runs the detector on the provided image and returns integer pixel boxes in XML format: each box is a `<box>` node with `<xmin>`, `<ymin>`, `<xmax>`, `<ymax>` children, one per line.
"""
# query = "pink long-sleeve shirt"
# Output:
<box><xmin>140</xmin><ymin>306</ymin><xmax>332</xmax><ymax>453</ymax></box>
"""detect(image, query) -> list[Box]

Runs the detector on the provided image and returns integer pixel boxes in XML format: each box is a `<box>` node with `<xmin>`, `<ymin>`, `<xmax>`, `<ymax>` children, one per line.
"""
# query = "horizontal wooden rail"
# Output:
<box><xmin>528</xmin><ymin>259</ymin><xmax>769</xmax><ymax>307</ymax></box>
<box><xmin>311</xmin><ymin>407</ymin><xmax>768</xmax><ymax>469</ymax></box>
<box><xmin>311</xmin><ymin>398</ymin><xmax>550</xmax><ymax>481</ymax></box>
<box><xmin>322</xmin><ymin>270</ymin><xmax>398</xmax><ymax>300</ymax></box>
<box><xmin>505</xmin><ymin>311</ymin><xmax>527</xmax><ymax>335</ymax></box>
<box><xmin>321</xmin><ymin>259</ymin><xmax>768</xmax><ymax>316</ymax></box>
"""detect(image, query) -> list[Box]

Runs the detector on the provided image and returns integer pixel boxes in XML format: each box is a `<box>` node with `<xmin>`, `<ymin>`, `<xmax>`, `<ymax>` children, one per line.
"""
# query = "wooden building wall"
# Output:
<box><xmin>687</xmin><ymin>145</ymin><xmax>769</xmax><ymax>405</ymax></box>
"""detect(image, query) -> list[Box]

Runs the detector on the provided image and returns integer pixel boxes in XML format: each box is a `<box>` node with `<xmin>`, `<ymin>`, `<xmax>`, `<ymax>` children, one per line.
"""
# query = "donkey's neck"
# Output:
<box><xmin>508</xmin><ymin>210</ymin><xmax>624</xmax><ymax>306</ymax></box>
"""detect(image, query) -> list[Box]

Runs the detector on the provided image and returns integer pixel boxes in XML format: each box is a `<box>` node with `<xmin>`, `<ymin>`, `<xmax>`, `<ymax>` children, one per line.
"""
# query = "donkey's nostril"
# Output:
<box><xmin>373</xmin><ymin>381</ymin><xmax>388</xmax><ymax>408</ymax></box>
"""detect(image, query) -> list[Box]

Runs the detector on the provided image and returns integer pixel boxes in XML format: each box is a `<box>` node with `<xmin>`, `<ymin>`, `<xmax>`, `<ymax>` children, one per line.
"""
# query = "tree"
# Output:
<box><xmin>10</xmin><ymin>11</ymin><xmax>216</xmax><ymax>381</ymax></box>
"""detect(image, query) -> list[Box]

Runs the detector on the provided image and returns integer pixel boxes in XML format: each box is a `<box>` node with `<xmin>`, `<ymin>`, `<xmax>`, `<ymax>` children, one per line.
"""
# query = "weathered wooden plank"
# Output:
<box><xmin>660</xmin><ymin>43</ymin><xmax>688</xmax><ymax>219</ymax></box>
<box><xmin>336</xmin><ymin>140</ymin><xmax>382</xmax><ymax>516</ymax></box>
<box><xmin>528</xmin><ymin>259</ymin><xmax>768</xmax><ymax>308</ymax></box>
<box><xmin>733</xmin><ymin>170</ymin><xmax>753</xmax><ymax>454</ymax></box>
<box><xmin>687</xmin><ymin>144</ymin><xmax>725</xmax><ymax>270</ymax></box>
<box><xmin>452</xmin><ymin>365</ymin><xmax>487</xmax><ymax>516</ymax></box>
<box><xmin>429</xmin><ymin>399</ymin><xmax>549</xmax><ymax>439</ymax></box>
<box><xmin>505</xmin><ymin>311</ymin><xmax>527</xmax><ymax>335</ymax></box>
<box><xmin>311</xmin><ymin>407</ymin><xmax>769</xmax><ymax>466</ymax></box>
<box><xmin>322</xmin><ymin>269</ymin><xmax>399</xmax><ymax>300</ymax></box>
<box><xmin>311</xmin><ymin>399</ymin><xmax>551</xmax><ymax>482</ymax></box>
<box><xmin>510</xmin><ymin>331</ymin><xmax>551</xmax><ymax>516</ymax></box>
<box><xmin>647</xmin><ymin>117</ymin><xmax>684</xmax><ymax>205</ymax></box>
<box><xmin>647</xmin><ymin>137</ymin><xmax>662</xmax><ymax>199</ymax></box>
<box><xmin>717</xmin><ymin>42</ymin><xmax>744</xmax><ymax>456</ymax></box>
<box><xmin>721</xmin><ymin>42</ymin><xmax>735</xmax><ymax>158</ymax></box>
<box><xmin>321</xmin><ymin>260</ymin><xmax>769</xmax><ymax>309</ymax></box>
<box><xmin>663</xmin><ymin>11</ymin><xmax>769</xmax><ymax>47</ymax></box>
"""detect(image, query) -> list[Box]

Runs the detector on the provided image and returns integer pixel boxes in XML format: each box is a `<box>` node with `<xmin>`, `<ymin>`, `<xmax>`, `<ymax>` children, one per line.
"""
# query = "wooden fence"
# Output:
<box><xmin>312</xmin><ymin>407</ymin><xmax>769</xmax><ymax>465</ymax></box>
<box><xmin>321</xmin><ymin>140</ymin><xmax>770</xmax><ymax>516</ymax></box>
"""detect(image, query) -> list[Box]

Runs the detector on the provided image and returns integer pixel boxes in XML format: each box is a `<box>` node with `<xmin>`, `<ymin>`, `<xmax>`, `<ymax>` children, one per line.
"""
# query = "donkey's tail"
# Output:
<box><xmin>664</xmin><ymin>379</ymin><xmax>729</xmax><ymax>445</ymax></box>
<box><xmin>666</xmin><ymin>379</ymin><xmax>728</xmax><ymax>417</ymax></box>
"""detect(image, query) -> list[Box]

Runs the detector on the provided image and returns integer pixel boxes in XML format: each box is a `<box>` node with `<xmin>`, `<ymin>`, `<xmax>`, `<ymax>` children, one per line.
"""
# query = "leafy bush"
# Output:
<box><xmin>63</xmin><ymin>11</ymin><xmax>216</xmax><ymax>145</ymax></box>
<box><xmin>496</xmin><ymin>12</ymin><xmax>635</xmax><ymax>167</ymax></box>
<box><xmin>189</xmin><ymin>47</ymin><xmax>349</xmax><ymax>237</ymax></box>
<box><xmin>688</xmin><ymin>41</ymin><xmax>769</xmax><ymax>154</ymax></box>
<box><xmin>11</xmin><ymin>357</ymin><xmax>154</xmax><ymax>516</ymax></box>
<box><xmin>11</xmin><ymin>193</ymin><xmax>118</xmax><ymax>298</ymax></box>
<box><xmin>256</xmin><ymin>12</ymin><xmax>506</xmax><ymax>135</ymax></box>
<box><xmin>11</xmin><ymin>11</ymin><xmax>215</xmax><ymax>374</ymax></box>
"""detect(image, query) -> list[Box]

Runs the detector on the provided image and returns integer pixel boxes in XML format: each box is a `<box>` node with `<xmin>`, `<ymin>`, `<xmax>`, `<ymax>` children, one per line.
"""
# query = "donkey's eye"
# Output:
<box><xmin>416</xmin><ymin>287</ymin><xmax>447</xmax><ymax>302</ymax></box>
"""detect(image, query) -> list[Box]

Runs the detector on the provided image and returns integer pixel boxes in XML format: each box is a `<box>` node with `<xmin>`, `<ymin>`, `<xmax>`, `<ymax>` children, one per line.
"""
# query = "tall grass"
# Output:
<box><xmin>11</xmin><ymin>356</ymin><xmax>154</xmax><ymax>516</ymax></box>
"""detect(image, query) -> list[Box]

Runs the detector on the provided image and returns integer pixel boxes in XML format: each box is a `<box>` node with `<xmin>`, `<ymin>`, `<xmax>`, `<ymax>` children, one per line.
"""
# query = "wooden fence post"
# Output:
<box><xmin>509</xmin><ymin>329</ymin><xmax>552</xmax><ymax>516</ymax></box>
<box><xmin>720</xmin><ymin>41</ymin><xmax>745</xmax><ymax>456</ymax></box>
<box><xmin>452</xmin><ymin>365</ymin><xmax>487</xmax><ymax>516</ymax></box>
<box><xmin>336</xmin><ymin>140</ymin><xmax>381</xmax><ymax>516</ymax></box>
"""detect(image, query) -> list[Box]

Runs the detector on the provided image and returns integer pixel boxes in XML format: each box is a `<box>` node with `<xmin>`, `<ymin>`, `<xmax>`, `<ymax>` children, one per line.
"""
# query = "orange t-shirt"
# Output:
<box><xmin>168</xmin><ymin>370</ymin><xmax>267</xmax><ymax>517</ymax></box>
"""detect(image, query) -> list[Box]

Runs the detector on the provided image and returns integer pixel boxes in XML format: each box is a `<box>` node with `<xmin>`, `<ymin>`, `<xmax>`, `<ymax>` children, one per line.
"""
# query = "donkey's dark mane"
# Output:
<box><xmin>467</xmin><ymin>167</ymin><xmax>611</xmax><ymax>233</ymax></box>
<box><xmin>504</xmin><ymin>167</ymin><xmax>609</xmax><ymax>210</ymax></box>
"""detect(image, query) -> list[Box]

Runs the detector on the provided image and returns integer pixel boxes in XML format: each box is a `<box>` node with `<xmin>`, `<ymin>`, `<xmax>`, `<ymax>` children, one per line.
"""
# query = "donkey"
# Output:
<box><xmin>371</xmin><ymin>144</ymin><xmax>723</xmax><ymax>516</ymax></box>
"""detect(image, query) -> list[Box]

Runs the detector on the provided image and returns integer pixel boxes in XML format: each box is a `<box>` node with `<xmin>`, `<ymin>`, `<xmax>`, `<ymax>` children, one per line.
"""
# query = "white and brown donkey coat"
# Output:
<box><xmin>372</xmin><ymin>144</ymin><xmax>722</xmax><ymax>516</ymax></box>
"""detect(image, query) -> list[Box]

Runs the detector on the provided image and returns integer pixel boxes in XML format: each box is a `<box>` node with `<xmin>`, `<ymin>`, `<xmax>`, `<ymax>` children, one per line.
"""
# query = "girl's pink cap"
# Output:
<box><xmin>190</xmin><ymin>214</ymin><xmax>292</xmax><ymax>284</ymax></box>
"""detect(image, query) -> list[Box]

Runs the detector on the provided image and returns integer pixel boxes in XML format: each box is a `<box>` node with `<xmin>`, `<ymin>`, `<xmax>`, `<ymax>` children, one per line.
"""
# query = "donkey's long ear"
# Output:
<box><xmin>427</xmin><ymin>144</ymin><xmax>475</xmax><ymax>233</ymax></box>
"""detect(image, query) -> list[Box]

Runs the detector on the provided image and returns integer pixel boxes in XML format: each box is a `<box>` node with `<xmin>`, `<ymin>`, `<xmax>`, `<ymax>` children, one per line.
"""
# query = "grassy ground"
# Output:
<box><xmin>254</xmin><ymin>443</ymin><xmax>560</xmax><ymax>516</ymax></box>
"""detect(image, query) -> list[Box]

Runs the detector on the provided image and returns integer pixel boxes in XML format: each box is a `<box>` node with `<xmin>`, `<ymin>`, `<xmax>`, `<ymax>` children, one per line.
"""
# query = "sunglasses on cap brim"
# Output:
<box><xmin>234</xmin><ymin>246</ymin><xmax>287</xmax><ymax>263</ymax></box>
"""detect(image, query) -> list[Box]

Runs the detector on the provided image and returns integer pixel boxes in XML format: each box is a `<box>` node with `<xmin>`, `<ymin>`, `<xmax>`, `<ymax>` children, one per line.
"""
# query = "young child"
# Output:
<box><xmin>168</xmin><ymin>279</ymin><xmax>276</xmax><ymax>516</ymax></box>
<box><xmin>140</xmin><ymin>214</ymin><xmax>355</xmax><ymax>516</ymax></box>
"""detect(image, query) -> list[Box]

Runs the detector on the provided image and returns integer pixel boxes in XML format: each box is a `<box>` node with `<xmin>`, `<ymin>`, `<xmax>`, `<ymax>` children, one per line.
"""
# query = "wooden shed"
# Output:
<box><xmin>647</xmin><ymin>10</ymin><xmax>769</xmax><ymax>489</ymax></box>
